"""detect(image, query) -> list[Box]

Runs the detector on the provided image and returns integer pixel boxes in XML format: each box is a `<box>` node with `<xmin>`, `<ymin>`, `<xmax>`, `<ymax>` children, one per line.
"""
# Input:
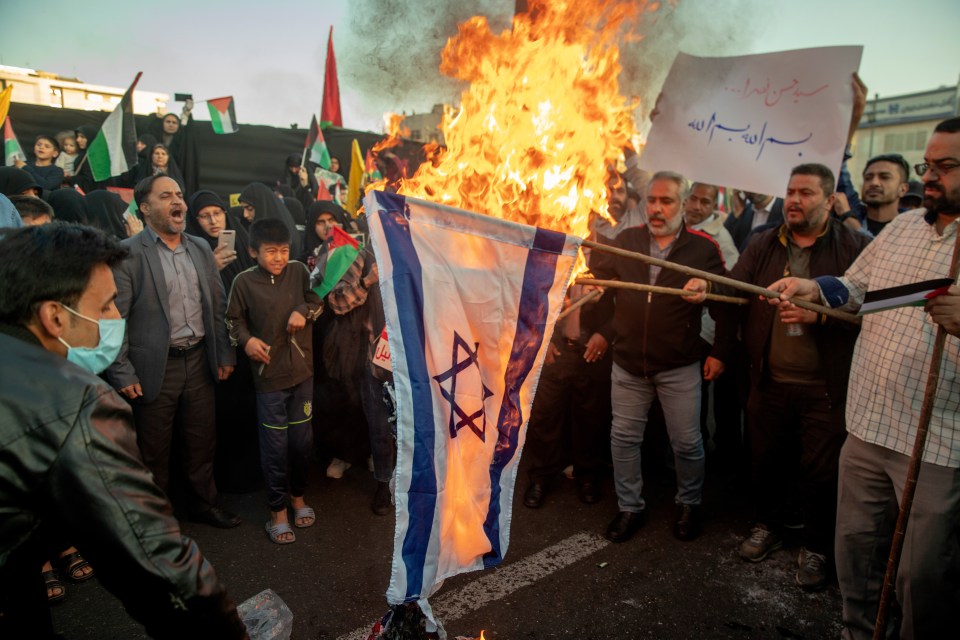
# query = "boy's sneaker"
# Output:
<box><xmin>795</xmin><ymin>547</ymin><xmax>829</xmax><ymax>591</ymax></box>
<box><xmin>738</xmin><ymin>524</ymin><xmax>782</xmax><ymax>562</ymax></box>
<box><xmin>326</xmin><ymin>458</ymin><xmax>351</xmax><ymax>479</ymax></box>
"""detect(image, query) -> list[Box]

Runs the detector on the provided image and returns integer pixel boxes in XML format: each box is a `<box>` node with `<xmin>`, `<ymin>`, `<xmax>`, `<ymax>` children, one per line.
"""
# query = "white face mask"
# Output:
<box><xmin>57</xmin><ymin>304</ymin><xmax>126</xmax><ymax>374</ymax></box>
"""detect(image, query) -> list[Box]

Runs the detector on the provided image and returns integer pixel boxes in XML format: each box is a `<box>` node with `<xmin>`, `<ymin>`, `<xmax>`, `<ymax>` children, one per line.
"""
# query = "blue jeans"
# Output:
<box><xmin>256</xmin><ymin>377</ymin><xmax>314</xmax><ymax>511</ymax></box>
<box><xmin>610</xmin><ymin>361</ymin><xmax>704</xmax><ymax>512</ymax></box>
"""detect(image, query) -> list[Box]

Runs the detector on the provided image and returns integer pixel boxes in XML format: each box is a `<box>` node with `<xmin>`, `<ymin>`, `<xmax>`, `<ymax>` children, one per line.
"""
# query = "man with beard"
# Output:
<box><xmin>834</xmin><ymin>153</ymin><xmax>911</xmax><ymax>236</ymax></box>
<box><xmin>767</xmin><ymin>118</ymin><xmax>960</xmax><ymax>639</ymax></box>
<box><xmin>593</xmin><ymin>169</ymin><xmax>647</xmax><ymax>239</ymax></box>
<box><xmin>105</xmin><ymin>176</ymin><xmax>241</xmax><ymax>529</ymax></box>
<box><xmin>686</xmin><ymin>163</ymin><xmax>870</xmax><ymax>590</ymax></box>
<box><xmin>591</xmin><ymin>171</ymin><xmax>733</xmax><ymax>543</ymax></box>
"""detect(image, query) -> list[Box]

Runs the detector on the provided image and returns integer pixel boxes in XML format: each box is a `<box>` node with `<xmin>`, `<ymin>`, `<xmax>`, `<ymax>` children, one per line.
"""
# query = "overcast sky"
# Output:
<box><xmin>3</xmin><ymin>0</ymin><xmax>958</xmax><ymax>133</ymax></box>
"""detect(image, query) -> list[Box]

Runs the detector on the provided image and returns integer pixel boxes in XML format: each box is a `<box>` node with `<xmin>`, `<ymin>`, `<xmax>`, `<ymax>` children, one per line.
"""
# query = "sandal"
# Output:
<box><xmin>292</xmin><ymin>505</ymin><xmax>315</xmax><ymax>529</ymax></box>
<box><xmin>43</xmin><ymin>569</ymin><xmax>66</xmax><ymax>604</ymax></box>
<box><xmin>59</xmin><ymin>551</ymin><xmax>94</xmax><ymax>583</ymax></box>
<box><xmin>264</xmin><ymin>520</ymin><xmax>296</xmax><ymax>545</ymax></box>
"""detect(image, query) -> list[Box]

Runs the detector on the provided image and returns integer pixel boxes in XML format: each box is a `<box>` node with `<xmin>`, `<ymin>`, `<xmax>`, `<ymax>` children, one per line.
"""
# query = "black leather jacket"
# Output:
<box><xmin>0</xmin><ymin>324</ymin><xmax>248</xmax><ymax>639</ymax></box>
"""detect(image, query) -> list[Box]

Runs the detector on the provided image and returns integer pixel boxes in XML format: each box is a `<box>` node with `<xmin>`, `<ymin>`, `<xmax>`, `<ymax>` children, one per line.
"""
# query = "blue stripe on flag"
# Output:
<box><xmin>376</xmin><ymin>192</ymin><xmax>438</xmax><ymax>601</ymax></box>
<box><xmin>483</xmin><ymin>227</ymin><xmax>566</xmax><ymax>567</ymax></box>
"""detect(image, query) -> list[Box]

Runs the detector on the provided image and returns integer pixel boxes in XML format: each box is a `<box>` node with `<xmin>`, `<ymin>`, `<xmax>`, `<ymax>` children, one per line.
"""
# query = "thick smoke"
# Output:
<box><xmin>343</xmin><ymin>0</ymin><xmax>513</xmax><ymax>116</ymax></box>
<box><xmin>343</xmin><ymin>0</ymin><xmax>765</xmax><ymax>126</ymax></box>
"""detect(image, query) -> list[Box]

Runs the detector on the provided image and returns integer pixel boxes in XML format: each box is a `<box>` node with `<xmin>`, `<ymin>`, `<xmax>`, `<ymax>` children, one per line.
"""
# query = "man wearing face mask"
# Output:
<box><xmin>0</xmin><ymin>223</ymin><xmax>248</xmax><ymax>639</ymax></box>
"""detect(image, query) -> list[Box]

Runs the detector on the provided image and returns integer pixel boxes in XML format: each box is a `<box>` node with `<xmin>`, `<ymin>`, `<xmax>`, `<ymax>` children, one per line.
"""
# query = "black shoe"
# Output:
<box><xmin>372</xmin><ymin>481</ymin><xmax>392</xmax><ymax>516</ymax></box>
<box><xmin>673</xmin><ymin>504</ymin><xmax>701</xmax><ymax>541</ymax></box>
<box><xmin>577</xmin><ymin>480</ymin><xmax>599</xmax><ymax>504</ymax></box>
<box><xmin>524</xmin><ymin>483</ymin><xmax>546</xmax><ymax>509</ymax></box>
<box><xmin>190</xmin><ymin>506</ymin><xmax>242</xmax><ymax>529</ymax></box>
<box><xmin>605</xmin><ymin>510</ymin><xmax>645</xmax><ymax>543</ymax></box>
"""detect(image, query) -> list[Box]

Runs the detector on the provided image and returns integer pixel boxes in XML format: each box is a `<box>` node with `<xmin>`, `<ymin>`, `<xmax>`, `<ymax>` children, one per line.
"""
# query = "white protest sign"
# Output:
<box><xmin>639</xmin><ymin>46</ymin><xmax>863</xmax><ymax>197</ymax></box>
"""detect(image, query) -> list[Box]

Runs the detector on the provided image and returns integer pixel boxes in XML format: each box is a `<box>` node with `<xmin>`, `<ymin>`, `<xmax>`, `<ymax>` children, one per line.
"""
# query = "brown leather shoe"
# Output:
<box><xmin>673</xmin><ymin>504</ymin><xmax>701</xmax><ymax>541</ymax></box>
<box><xmin>523</xmin><ymin>483</ymin><xmax>546</xmax><ymax>509</ymax></box>
<box><xmin>605</xmin><ymin>511</ymin><xmax>645</xmax><ymax>543</ymax></box>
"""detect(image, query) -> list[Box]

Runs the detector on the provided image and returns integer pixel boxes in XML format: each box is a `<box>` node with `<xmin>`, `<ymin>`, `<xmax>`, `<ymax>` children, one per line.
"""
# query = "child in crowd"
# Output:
<box><xmin>54</xmin><ymin>131</ymin><xmax>78</xmax><ymax>177</ymax></box>
<box><xmin>226</xmin><ymin>218</ymin><xmax>323</xmax><ymax>545</ymax></box>
<box><xmin>21</xmin><ymin>135</ymin><xmax>65</xmax><ymax>191</ymax></box>
<box><xmin>8</xmin><ymin>195</ymin><xmax>54</xmax><ymax>226</ymax></box>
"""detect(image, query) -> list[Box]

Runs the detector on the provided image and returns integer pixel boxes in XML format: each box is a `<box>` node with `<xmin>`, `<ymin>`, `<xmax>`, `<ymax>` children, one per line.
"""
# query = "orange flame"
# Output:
<box><xmin>390</xmin><ymin>0</ymin><xmax>649</xmax><ymax>243</ymax></box>
<box><xmin>479</xmin><ymin>631</ymin><xmax>486</xmax><ymax>640</ymax></box>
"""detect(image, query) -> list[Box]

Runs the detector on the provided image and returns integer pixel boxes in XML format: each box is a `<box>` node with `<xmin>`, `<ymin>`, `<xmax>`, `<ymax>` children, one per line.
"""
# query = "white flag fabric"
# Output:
<box><xmin>364</xmin><ymin>191</ymin><xmax>580</xmax><ymax>617</ymax></box>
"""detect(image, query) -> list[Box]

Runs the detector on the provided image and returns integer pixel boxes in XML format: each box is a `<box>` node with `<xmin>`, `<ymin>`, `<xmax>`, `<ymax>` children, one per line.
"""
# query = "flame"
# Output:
<box><xmin>479</xmin><ymin>631</ymin><xmax>486</xmax><ymax>640</ymax></box>
<box><xmin>388</xmin><ymin>0</ymin><xmax>650</xmax><ymax>246</ymax></box>
<box><xmin>365</xmin><ymin>0</ymin><xmax>659</xmax><ymax>572</ymax></box>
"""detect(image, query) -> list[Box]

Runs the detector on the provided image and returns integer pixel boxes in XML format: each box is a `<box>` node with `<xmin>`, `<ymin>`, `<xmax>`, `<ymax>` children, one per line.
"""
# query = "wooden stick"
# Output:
<box><xmin>873</xmin><ymin>228</ymin><xmax>960</xmax><ymax>638</ymax></box>
<box><xmin>575</xmin><ymin>278</ymin><xmax>748</xmax><ymax>305</ymax></box>
<box><xmin>556</xmin><ymin>289</ymin><xmax>603</xmax><ymax>321</ymax></box>
<box><xmin>582</xmin><ymin>238</ymin><xmax>861</xmax><ymax>325</ymax></box>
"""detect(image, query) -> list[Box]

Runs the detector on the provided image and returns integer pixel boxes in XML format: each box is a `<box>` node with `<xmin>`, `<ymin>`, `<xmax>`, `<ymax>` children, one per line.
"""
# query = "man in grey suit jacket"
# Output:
<box><xmin>106</xmin><ymin>175</ymin><xmax>241</xmax><ymax>528</ymax></box>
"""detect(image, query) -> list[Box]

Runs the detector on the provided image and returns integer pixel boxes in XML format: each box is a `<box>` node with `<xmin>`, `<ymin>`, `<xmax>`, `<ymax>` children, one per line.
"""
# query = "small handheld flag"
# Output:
<box><xmin>207</xmin><ymin>97</ymin><xmax>239</xmax><ymax>134</ymax></box>
<box><xmin>3</xmin><ymin>117</ymin><xmax>26</xmax><ymax>166</ymax></box>
<box><xmin>305</xmin><ymin>115</ymin><xmax>331</xmax><ymax>169</ymax></box>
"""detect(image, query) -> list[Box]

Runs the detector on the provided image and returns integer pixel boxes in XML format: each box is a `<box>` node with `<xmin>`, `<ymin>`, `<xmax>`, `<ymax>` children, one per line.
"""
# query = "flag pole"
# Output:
<box><xmin>873</xmin><ymin>225</ymin><xmax>960</xmax><ymax>638</ymax></box>
<box><xmin>74</xmin><ymin>149</ymin><xmax>89</xmax><ymax>174</ymax></box>
<box><xmin>575</xmin><ymin>277</ymin><xmax>749</xmax><ymax>305</ymax></box>
<box><xmin>557</xmin><ymin>289</ymin><xmax>603</xmax><ymax>321</ymax></box>
<box><xmin>581</xmin><ymin>238</ymin><xmax>861</xmax><ymax>325</ymax></box>
<box><xmin>300</xmin><ymin>147</ymin><xmax>309</xmax><ymax>172</ymax></box>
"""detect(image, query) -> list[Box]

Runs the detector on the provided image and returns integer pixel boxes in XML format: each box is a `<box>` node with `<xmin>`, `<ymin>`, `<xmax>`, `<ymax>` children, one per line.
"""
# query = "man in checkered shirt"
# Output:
<box><xmin>769</xmin><ymin>117</ymin><xmax>960</xmax><ymax>640</ymax></box>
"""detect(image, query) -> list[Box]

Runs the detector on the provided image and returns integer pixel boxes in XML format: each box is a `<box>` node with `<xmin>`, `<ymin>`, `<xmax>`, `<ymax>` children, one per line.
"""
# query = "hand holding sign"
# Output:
<box><xmin>639</xmin><ymin>46</ymin><xmax>863</xmax><ymax>197</ymax></box>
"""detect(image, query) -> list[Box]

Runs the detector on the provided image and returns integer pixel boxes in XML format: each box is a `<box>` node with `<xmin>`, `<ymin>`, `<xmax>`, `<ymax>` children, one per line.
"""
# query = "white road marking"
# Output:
<box><xmin>336</xmin><ymin>531</ymin><xmax>610</xmax><ymax>639</ymax></box>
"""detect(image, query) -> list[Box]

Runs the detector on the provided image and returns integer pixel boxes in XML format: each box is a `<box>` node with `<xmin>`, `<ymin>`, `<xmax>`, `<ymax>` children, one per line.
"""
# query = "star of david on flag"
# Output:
<box><xmin>364</xmin><ymin>190</ymin><xmax>581</xmax><ymax>633</ymax></box>
<box><xmin>433</xmin><ymin>332</ymin><xmax>494</xmax><ymax>442</ymax></box>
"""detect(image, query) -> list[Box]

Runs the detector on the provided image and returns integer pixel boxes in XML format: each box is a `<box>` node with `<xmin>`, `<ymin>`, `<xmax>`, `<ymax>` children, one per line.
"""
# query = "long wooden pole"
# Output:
<box><xmin>873</xmin><ymin>227</ymin><xmax>960</xmax><ymax>638</ymax></box>
<box><xmin>556</xmin><ymin>289</ymin><xmax>603</xmax><ymax>321</ymax></box>
<box><xmin>575</xmin><ymin>278</ymin><xmax>748</xmax><ymax>305</ymax></box>
<box><xmin>582</xmin><ymin>238</ymin><xmax>861</xmax><ymax>325</ymax></box>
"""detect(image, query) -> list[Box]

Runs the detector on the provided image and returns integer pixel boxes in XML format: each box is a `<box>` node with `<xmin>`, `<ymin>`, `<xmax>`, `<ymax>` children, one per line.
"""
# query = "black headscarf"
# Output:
<box><xmin>282</xmin><ymin>196</ymin><xmax>306</xmax><ymax>227</ymax></box>
<box><xmin>238</xmin><ymin>182</ymin><xmax>300</xmax><ymax>253</ymax></box>
<box><xmin>0</xmin><ymin>167</ymin><xmax>41</xmax><ymax>197</ymax></box>
<box><xmin>187</xmin><ymin>190</ymin><xmax>255</xmax><ymax>289</ymax></box>
<box><xmin>137</xmin><ymin>143</ymin><xmax>185</xmax><ymax>187</ymax></box>
<box><xmin>302</xmin><ymin>200</ymin><xmax>355</xmax><ymax>264</ymax></box>
<box><xmin>70</xmin><ymin>125</ymin><xmax>100</xmax><ymax>193</ymax></box>
<box><xmin>84</xmin><ymin>190</ymin><xmax>129</xmax><ymax>238</ymax></box>
<box><xmin>148</xmin><ymin>112</ymin><xmax>199</xmax><ymax>196</ymax></box>
<box><xmin>280</xmin><ymin>153</ymin><xmax>319</xmax><ymax>211</ymax></box>
<box><xmin>45</xmin><ymin>188</ymin><xmax>88</xmax><ymax>224</ymax></box>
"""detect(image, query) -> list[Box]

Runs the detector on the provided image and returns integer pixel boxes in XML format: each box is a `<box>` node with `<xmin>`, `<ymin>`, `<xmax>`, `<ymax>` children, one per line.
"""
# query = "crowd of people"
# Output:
<box><xmin>1</xmin><ymin>70</ymin><xmax>959</xmax><ymax>640</ymax></box>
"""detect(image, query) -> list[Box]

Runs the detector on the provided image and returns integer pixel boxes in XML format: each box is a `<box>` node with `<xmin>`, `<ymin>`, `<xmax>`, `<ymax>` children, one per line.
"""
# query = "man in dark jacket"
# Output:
<box><xmin>0</xmin><ymin>223</ymin><xmax>247</xmax><ymax>639</ymax></box>
<box><xmin>687</xmin><ymin>163</ymin><xmax>870</xmax><ymax>591</ymax></box>
<box><xmin>592</xmin><ymin>171</ymin><xmax>734</xmax><ymax>544</ymax></box>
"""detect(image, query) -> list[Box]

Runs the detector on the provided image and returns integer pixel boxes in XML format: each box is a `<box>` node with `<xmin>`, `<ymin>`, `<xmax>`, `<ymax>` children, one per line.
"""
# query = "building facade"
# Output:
<box><xmin>0</xmin><ymin>65</ymin><xmax>169</xmax><ymax>116</ymax></box>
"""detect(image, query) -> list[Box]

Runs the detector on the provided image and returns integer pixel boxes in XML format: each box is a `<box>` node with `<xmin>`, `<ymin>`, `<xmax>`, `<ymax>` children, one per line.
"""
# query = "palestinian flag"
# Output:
<box><xmin>312</xmin><ymin>225</ymin><xmax>359</xmax><ymax>298</ymax></box>
<box><xmin>859</xmin><ymin>278</ymin><xmax>955</xmax><ymax>315</ymax></box>
<box><xmin>3</xmin><ymin>117</ymin><xmax>26</xmax><ymax>166</ymax></box>
<box><xmin>320</xmin><ymin>26</ymin><xmax>342</xmax><ymax>128</ymax></box>
<box><xmin>88</xmin><ymin>72</ymin><xmax>141</xmax><ymax>182</ymax></box>
<box><xmin>305</xmin><ymin>114</ymin><xmax>330</xmax><ymax>169</ymax></box>
<box><xmin>0</xmin><ymin>85</ymin><xmax>13</xmax><ymax>131</ymax></box>
<box><xmin>207</xmin><ymin>96</ymin><xmax>238</xmax><ymax>134</ymax></box>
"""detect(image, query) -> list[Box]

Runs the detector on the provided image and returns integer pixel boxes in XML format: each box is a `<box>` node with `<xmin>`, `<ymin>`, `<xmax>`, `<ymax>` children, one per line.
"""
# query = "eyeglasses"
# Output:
<box><xmin>915</xmin><ymin>161</ymin><xmax>960</xmax><ymax>178</ymax></box>
<box><xmin>196</xmin><ymin>211</ymin><xmax>225</xmax><ymax>223</ymax></box>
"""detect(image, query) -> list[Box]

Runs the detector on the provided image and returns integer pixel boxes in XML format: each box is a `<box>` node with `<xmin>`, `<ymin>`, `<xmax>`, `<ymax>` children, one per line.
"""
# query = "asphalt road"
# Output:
<box><xmin>49</xmin><ymin>450</ymin><xmax>843</xmax><ymax>640</ymax></box>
